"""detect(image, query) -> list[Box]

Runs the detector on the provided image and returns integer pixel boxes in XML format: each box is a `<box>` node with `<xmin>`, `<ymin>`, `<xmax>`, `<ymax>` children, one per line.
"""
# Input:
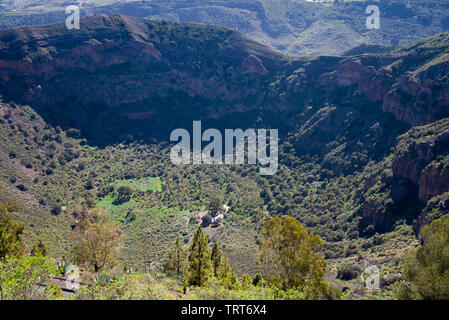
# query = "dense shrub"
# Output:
<box><xmin>16</xmin><ymin>184</ymin><xmax>27</xmax><ymax>192</ymax></box>
<box><xmin>337</xmin><ymin>263</ymin><xmax>362</xmax><ymax>281</ymax></box>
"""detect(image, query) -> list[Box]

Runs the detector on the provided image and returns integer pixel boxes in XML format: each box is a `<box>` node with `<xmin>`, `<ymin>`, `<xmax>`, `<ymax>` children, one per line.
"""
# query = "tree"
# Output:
<box><xmin>201</xmin><ymin>214</ymin><xmax>212</xmax><ymax>227</ymax></box>
<box><xmin>0</xmin><ymin>188</ymin><xmax>24</xmax><ymax>259</ymax></box>
<box><xmin>117</xmin><ymin>186</ymin><xmax>133</xmax><ymax>202</ymax></box>
<box><xmin>211</xmin><ymin>243</ymin><xmax>222</xmax><ymax>277</ymax></box>
<box><xmin>208</xmin><ymin>196</ymin><xmax>222</xmax><ymax>215</ymax></box>
<box><xmin>252</xmin><ymin>274</ymin><xmax>264</xmax><ymax>287</ymax></box>
<box><xmin>72</xmin><ymin>208</ymin><xmax>123</xmax><ymax>272</ymax></box>
<box><xmin>187</xmin><ymin>227</ymin><xmax>212</xmax><ymax>286</ymax></box>
<box><xmin>72</xmin><ymin>206</ymin><xmax>105</xmax><ymax>232</ymax></box>
<box><xmin>217</xmin><ymin>254</ymin><xmax>238</xmax><ymax>290</ymax></box>
<box><xmin>259</xmin><ymin>216</ymin><xmax>328</xmax><ymax>298</ymax></box>
<box><xmin>395</xmin><ymin>214</ymin><xmax>449</xmax><ymax>299</ymax></box>
<box><xmin>337</xmin><ymin>263</ymin><xmax>361</xmax><ymax>281</ymax></box>
<box><xmin>163</xmin><ymin>237</ymin><xmax>187</xmax><ymax>277</ymax></box>
<box><xmin>240</xmin><ymin>274</ymin><xmax>253</xmax><ymax>290</ymax></box>
<box><xmin>84</xmin><ymin>196</ymin><xmax>96</xmax><ymax>209</ymax></box>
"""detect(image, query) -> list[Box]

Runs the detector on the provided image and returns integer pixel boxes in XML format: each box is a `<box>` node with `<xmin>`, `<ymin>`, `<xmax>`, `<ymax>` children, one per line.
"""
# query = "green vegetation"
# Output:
<box><xmin>70</xmin><ymin>219</ymin><xmax>333</xmax><ymax>300</ymax></box>
<box><xmin>0</xmin><ymin>14</ymin><xmax>448</xmax><ymax>300</ymax></box>
<box><xmin>187</xmin><ymin>227</ymin><xmax>213</xmax><ymax>287</ymax></box>
<box><xmin>394</xmin><ymin>215</ymin><xmax>449</xmax><ymax>299</ymax></box>
<box><xmin>0</xmin><ymin>189</ymin><xmax>59</xmax><ymax>300</ymax></box>
<box><xmin>0</xmin><ymin>188</ymin><xmax>24</xmax><ymax>259</ymax></box>
<box><xmin>208</xmin><ymin>197</ymin><xmax>222</xmax><ymax>215</ymax></box>
<box><xmin>0</xmin><ymin>208</ymin><xmax>342</xmax><ymax>300</ymax></box>
<box><xmin>211</xmin><ymin>243</ymin><xmax>221</xmax><ymax>277</ymax></box>
<box><xmin>0</xmin><ymin>254</ymin><xmax>58</xmax><ymax>300</ymax></box>
<box><xmin>337</xmin><ymin>263</ymin><xmax>362</xmax><ymax>281</ymax></box>
<box><xmin>115</xmin><ymin>177</ymin><xmax>162</xmax><ymax>193</ymax></box>
<box><xmin>31</xmin><ymin>240</ymin><xmax>48</xmax><ymax>257</ymax></box>
<box><xmin>72</xmin><ymin>207</ymin><xmax>123</xmax><ymax>272</ymax></box>
<box><xmin>259</xmin><ymin>216</ymin><xmax>329</xmax><ymax>298</ymax></box>
<box><xmin>162</xmin><ymin>237</ymin><xmax>187</xmax><ymax>278</ymax></box>
<box><xmin>0</xmin><ymin>98</ymin><xmax>445</xmax><ymax>299</ymax></box>
<box><xmin>117</xmin><ymin>186</ymin><xmax>133</xmax><ymax>202</ymax></box>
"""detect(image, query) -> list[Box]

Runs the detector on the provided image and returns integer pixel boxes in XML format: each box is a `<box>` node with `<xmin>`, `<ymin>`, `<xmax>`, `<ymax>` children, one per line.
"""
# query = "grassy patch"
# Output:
<box><xmin>113</xmin><ymin>177</ymin><xmax>162</xmax><ymax>193</ymax></box>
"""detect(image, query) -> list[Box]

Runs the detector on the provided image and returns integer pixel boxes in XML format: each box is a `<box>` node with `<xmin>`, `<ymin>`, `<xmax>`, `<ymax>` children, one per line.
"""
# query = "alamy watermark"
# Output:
<box><xmin>366</xmin><ymin>5</ymin><xmax>380</xmax><ymax>30</ymax></box>
<box><xmin>66</xmin><ymin>5</ymin><xmax>80</xmax><ymax>30</ymax></box>
<box><xmin>170</xmin><ymin>121</ymin><xmax>278</xmax><ymax>176</ymax></box>
<box><xmin>66</xmin><ymin>1</ymin><xmax>94</xmax><ymax>30</ymax></box>
<box><xmin>64</xmin><ymin>264</ymin><xmax>81</xmax><ymax>290</ymax></box>
<box><xmin>363</xmin><ymin>264</ymin><xmax>380</xmax><ymax>290</ymax></box>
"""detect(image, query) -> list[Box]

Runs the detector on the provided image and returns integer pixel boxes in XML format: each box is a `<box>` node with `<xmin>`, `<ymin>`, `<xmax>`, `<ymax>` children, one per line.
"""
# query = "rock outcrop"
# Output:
<box><xmin>392</xmin><ymin>119</ymin><xmax>449</xmax><ymax>201</ymax></box>
<box><xmin>240</xmin><ymin>55</ymin><xmax>268</xmax><ymax>75</ymax></box>
<box><xmin>382</xmin><ymin>61</ymin><xmax>449</xmax><ymax>126</ymax></box>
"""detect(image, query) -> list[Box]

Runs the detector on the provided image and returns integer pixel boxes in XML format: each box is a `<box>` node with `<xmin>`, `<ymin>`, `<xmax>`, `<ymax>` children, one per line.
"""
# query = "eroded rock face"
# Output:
<box><xmin>318</xmin><ymin>58</ymin><xmax>392</xmax><ymax>100</ymax></box>
<box><xmin>358</xmin><ymin>119</ymin><xmax>449</xmax><ymax>233</ymax></box>
<box><xmin>382</xmin><ymin>61</ymin><xmax>449</xmax><ymax>126</ymax></box>
<box><xmin>392</xmin><ymin>141</ymin><xmax>435</xmax><ymax>188</ymax></box>
<box><xmin>392</xmin><ymin>119</ymin><xmax>449</xmax><ymax>202</ymax></box>
<box><xmin>0</xmin><ymin>31</ymin><xmax>267</xmax><ymax>108</ymax></box>
<box><xmin>317</xmin><ymin>54</ymin><xmax>449</xmax><ymax>127</ymax></box>
<box><xmin>362</xmin><ymin>201</ymin><xmax>386</xmax><ymax>231</ymax></box>
<box><xmin>0</xmin><ymin>15</ymin><xmax>291</xmax><ymax>144</ymax></box>
<box><xmin>0</xmin><ymin>40</ymin><xmax>162</xmax><ymax>78</ymax></box>
<box><xmin>1</xmin><ymin>14</ymin><xmax>449</xmax><ymax>154</ymax></box>
<box><xmin>418</xmin><ymin>161</ymin><xmax>449</xmax><ymax>201</ymax></box>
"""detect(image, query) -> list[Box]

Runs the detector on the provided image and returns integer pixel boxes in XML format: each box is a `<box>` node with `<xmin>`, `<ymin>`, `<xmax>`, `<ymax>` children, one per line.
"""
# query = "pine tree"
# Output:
<box><xmin>163</xmin><ymin>237</ymin><xmax>187</xmax><ymax>277</ymax></box>
<box><xmin>240</xmin><ymin>274</ymin><xmax>253</xmax><ymax>290</ymax></box>
<box><xmin>187</xmin><ymin>227</ymin><xmax>212</xmax><ymax>286</ymax></box>
<box><xmin>217</xmin><ymin>254</ymin><xmax>238</xmax><ymax>289</ymax></box>
<box><xmin>211</xmin><ymin>242</ymin><xmax>222</xmax><ymax>277</ymax></box>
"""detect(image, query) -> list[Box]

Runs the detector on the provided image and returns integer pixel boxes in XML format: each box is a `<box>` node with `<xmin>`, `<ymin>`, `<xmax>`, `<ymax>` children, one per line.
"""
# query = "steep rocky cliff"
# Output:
<box><xmin>360</xmin><ymin>119</ymin><xmax>449</xmax><ymax>233</ymax></box>
<box><xmin>1</xmin><ymin>16</ymin><xmax>448</xmax><ymax>150</ymax></box>
<box><xmin>0</xmin><ymin>15</ymin><xmax>294</xmax><ymax>144</ymax></box>
<box><xmin>393</xmin><ymin>119</ymin><xmax>449</xmax><ymax>202</ymax></box>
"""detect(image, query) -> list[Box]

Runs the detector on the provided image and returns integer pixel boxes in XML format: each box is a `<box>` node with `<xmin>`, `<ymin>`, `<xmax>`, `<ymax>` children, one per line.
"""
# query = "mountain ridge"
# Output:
<box><xmin>1</xmin><ymin>15</ymin><xmax>448</xmax><ymax>149</ymax></box>
<box><xmin>2</xmin><ymin>0</ymin><xmax>449</xmax><ymax>56</ymax></box>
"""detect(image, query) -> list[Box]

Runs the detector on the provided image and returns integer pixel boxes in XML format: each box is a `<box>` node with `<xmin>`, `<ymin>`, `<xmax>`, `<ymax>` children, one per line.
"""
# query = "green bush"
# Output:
<box><xmin>337</xmin><ymin>263</ymin><xmax>362</xmax><ymax>281</ymax></box>
<box><xmin>0</xmin><ymin>255</ymin><xmax>58</xmax><ymax>300</ymax></box>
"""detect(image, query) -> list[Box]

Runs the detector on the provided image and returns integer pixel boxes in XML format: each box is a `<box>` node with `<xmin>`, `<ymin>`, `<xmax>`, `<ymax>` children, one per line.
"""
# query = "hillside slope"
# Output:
<box><xmin>0</xmin><ymin>15</ymin><xmax>449</xmax><ymax>293</ymax></box>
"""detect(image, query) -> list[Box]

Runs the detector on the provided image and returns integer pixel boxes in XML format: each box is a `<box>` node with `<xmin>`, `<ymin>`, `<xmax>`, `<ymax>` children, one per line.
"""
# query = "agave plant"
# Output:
<box><xmin>56</xmin><ymin>261</ymin><xmax>72</xmax><ymax>276</ymax></box>
<box><xmin>94</xmin><ymin>271</ymin><xmax>111</xmax><ymax>286</ymax></box>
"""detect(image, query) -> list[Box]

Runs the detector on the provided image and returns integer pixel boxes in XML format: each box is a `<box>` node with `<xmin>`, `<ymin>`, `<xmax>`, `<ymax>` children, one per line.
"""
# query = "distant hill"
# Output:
<box><xmin>1</xmin><ymin>0</ymin><xmax>449</xmax><ymax>56</ymax></box>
